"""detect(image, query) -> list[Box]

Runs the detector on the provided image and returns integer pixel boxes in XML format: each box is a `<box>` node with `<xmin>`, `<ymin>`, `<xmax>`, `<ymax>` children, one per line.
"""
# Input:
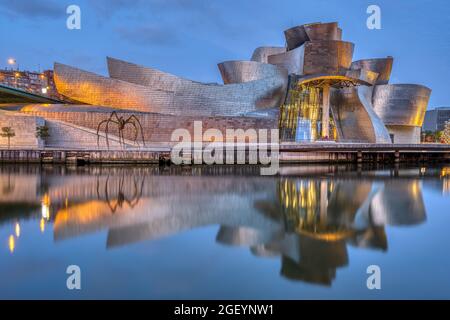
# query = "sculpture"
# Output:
<box><xmin>96</xmin><ymin>111</ymin><xmax>145</xmax><ymax>149</ymax></box>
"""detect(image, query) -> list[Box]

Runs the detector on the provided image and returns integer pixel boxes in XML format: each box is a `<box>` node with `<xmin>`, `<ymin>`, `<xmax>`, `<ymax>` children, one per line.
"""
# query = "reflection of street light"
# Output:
<box><xmin>41</xmin><ymin>194</ymin><xmax>51</xmax><ymax>220</ymax></box>
<box><xmin>15</xmin><ymin>223</ymin><xmax>20</xmax><ymax>238</ymax></box>
<box><xmin>8</xmin><ymin>235</ymin><xmax>15</xmax><ymax>253</ymax></box>
<box><xmin>40</xmin><ymin>218</ymin><xmax>45</xmax><ymax>233</ymax></box>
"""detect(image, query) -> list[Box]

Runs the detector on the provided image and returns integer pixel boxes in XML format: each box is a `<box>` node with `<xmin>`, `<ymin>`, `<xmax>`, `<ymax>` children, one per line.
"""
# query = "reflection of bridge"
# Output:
<box><xmin>0</xmin><ymin>165</ymin><xmax>433</xmax><ymax>286</ymax></box>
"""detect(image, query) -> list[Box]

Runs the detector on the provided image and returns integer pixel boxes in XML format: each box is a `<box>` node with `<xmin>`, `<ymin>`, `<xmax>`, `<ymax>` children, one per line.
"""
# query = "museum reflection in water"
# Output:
<box><xmin>1</xmin><ymin>165</ymin><xmax>449</xmax><ymax>286</ymax></box>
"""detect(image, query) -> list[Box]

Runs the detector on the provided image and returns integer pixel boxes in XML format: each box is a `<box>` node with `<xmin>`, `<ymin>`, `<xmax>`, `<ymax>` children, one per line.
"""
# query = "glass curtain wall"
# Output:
<box><xmin>279</xmin><ymin>84</ymin><xmax>337</xmax><ymax>142</ymax></box>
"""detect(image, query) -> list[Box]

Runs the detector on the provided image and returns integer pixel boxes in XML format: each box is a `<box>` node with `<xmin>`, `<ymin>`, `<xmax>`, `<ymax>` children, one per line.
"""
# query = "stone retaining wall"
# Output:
<box><xmin>22</xmin><ymin>110</ymin><xmax>278</xmax><ymax>144</ymax></box>
<box><xmin>0</xmin><ymin>111</ymin><xmax>44</xmax><ymax>149</ymax></box>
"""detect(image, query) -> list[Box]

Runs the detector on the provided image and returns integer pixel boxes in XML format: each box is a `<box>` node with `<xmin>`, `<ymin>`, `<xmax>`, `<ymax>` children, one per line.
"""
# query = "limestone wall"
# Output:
<box><xmin>387</xmin><ymin>125</ymin><xmax>421</xmax><ymax>144</ymax></box>
<box><xmin>21</xmin><ymin>109</ymin><xmax>278</xmax><ymax>144</ymax></box>
<box><xmin>44</xmin><ymin>120</ymin><xmax>130</xmax><ymax>149</ymax></box>
<box><xmin>0</xmin><ymin>111</ymin><xmax>44</xmax><ymax>149</ymax></box>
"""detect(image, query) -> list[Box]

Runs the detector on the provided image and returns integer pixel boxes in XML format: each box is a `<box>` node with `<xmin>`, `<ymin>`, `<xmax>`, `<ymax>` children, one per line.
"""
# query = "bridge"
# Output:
<box><xmin>0</xmin><ymin>83</ymin><xmax>64</xmax><ymax>104</ymax></box>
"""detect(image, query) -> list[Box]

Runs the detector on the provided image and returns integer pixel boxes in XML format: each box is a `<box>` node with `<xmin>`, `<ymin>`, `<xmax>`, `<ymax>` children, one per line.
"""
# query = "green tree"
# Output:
<box><xmin>36</xmin><ymin>125</ymin><xmax>50</xmax><ymax>139</ymax></box>
<box><xmin>0</xmin><ymin>127</ymin><xmax>15</xmax><ymax>148</ymax></box>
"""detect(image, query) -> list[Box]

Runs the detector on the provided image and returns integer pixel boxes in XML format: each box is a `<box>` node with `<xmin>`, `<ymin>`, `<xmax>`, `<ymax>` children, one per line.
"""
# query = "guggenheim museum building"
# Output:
<box><xmin>1</xmin><ymin>22</ymin><xmax>431</xmax><ymax>148</ymax></box>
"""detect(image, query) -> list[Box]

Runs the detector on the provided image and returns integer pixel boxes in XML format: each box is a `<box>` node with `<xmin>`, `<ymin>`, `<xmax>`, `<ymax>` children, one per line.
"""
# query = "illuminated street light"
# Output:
<box><xmin>41</xmin><ymin>87</ymin><xmax>48</xmax><ymax>94</ymax></box>
<box><xmin>7</xmin><ymin>58</ymin><xmax>16</xmax><ymax>65</ymax></box>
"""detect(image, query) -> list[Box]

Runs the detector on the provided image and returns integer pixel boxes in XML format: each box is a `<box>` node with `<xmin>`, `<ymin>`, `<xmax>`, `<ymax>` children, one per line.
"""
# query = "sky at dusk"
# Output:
<box><xmin>0</xmin><ymin>0</ymin><xmax>448</xmax><ymax>108</ymax></box>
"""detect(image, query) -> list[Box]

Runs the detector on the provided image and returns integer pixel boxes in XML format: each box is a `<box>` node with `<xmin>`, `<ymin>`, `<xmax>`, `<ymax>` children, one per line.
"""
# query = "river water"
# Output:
<box><xmin>0</xmin><ymin>164</ymin><xmax>449</xmax><ymax>299</ymax></box>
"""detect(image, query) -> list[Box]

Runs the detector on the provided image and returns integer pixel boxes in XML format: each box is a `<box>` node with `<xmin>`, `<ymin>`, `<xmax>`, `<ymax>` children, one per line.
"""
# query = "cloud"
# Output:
<box><xmin>89</xmin><ymin>0</ymin><xmax>235</xmax><ymax>33</ymax></box>
<box><xmin>0</xmin><ymin>0</ymin><xmax>64</xmax><ymax>19</ymax></box>
<box><xmin>89</xmin><ymin>0</ymin><xmax>140</xmax><ymax>19</ymax></box>
<box><xmin>116</xmin><ymin>25</ymin><xmax>179</xmax><ymax>47</ymax></box>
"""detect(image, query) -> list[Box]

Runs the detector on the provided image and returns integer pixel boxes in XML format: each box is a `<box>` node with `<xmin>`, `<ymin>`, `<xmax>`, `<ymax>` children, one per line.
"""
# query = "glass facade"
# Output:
<box><xmin>279</xmin><ymin>84</ymin><xmax>337</xmax><ymax>142</ymax></box>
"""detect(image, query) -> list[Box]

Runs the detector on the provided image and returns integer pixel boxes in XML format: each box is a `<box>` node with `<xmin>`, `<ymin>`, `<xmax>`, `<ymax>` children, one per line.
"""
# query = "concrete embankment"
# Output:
<box><xmin>0</xmin><ymin>143</ymin><xmax>449</xmax><ymax>164</ymax></box>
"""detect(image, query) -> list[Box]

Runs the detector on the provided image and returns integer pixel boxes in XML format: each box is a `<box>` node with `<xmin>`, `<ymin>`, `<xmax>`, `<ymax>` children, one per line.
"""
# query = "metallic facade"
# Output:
<box><xmin>284</xmin><ymin>22</ymin><xmax>341</xmax><ymax>51</ymax></box>
<box><xmin>55</xmin><ymin>60</ymin><xmax>288</xmax><ymax>117</ymax></box>
<box><xmin>217</xmin><ymin>60</ymin><xmax>287</xmax><ymax>84</ymax></box>
<box><xmin>251</xmin><ymin>47</ymin><xmax>286</xmax><ymax>63</ymax></box>
<box><xmin>351</xmin><ymin>57</ymin><xmax>393</xmax><ymax>85</ymax></box>
<box><xmin>267</xmin><ymin>45</ymin><xmax>305</xmax><ymax>75</ymax></box>
<box><xmin>267</xmin><ymin>40</ymin><xmax>354</xmax><ymax>76</ymax></box>
<box><xmin>50</xmin><ymin>21</ymin><xmax>431</xmax><ymax>144</ymax></box>
<box><xmin>372</xmin><ymin>84</ymin><xmax>431</xmax><ymax>127</ymax></box>
<box><xmin>330</xmin><ymin>86</ymin><xmax>392</xmax><ymax>143</ymax></box>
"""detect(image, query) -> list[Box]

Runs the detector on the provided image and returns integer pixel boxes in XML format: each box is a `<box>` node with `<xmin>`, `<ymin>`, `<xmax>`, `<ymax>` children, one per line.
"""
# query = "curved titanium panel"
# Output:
<box><xmin>106</xmin><ymin>57</ymin><xmax>198</xmax><ymax>91</ymax></box>
<box><xmin>372</xmin><ymin>84</ymin><xmax>431</xmax><ymax>126</ymax></box>
<box><xmin>302</xmin><ymin>40</ymin><xmax>354</xmax><ymax>75</ymax></box>
<box><xmin>107</xmin><ymin>57</ymin><xmax>288</xmax><ymax>111</ymax></box>
<box><xmin>284</xmin><ymin>22</ymin><xmax>340</xmax><ymax>51</ymax></box>
<box><xmin>337</xmin><ymin>27</ymin><xmax>342</xmax><ymax>40</ymax></box>
<box><xmin>351</xmin><ymin>57</ymin><xmax>393</xmax><ymax>85</ymax></box>
<box><xmin>271</xmin><ymin>40</ymin><xmax>354</xmax><ymax>76</ymax></box>
<box><xmin>267</xmin><ymin>45</ymin><xmax>305</xmax><ymax>75</ymax></box>
<box><xmin>251</xmin><ymin>46</ymin><xmax>286</xmax><ymax>63</ymax></box>
<box><xmin>330</xmin><ymin>86</ymin><xmax>391</xmax><ymax>143</ymax></box>
<box><xmin>56</xmin><ymin>61</ymin><xmax>288</xmax><ymax>116</ymax></box>
<box><xmin>284</xmin><ymin>25</ymin><xmax>309</xmax><ymax>51</ymax></box>
<box><xmin>217</xmin><ymin>60</ymin><xmax>287</xmax><ymax>84</ymax></box>
<box><xmin>304</xmin><ymin>22</ymin><xmax>340</xmax><ymax>41</ymax></box>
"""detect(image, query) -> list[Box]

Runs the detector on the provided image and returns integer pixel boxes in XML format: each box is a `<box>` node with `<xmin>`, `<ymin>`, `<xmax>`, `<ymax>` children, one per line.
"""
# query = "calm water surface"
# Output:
<box><xmin>0</xmin><ymin>164</ymin><xmax>449</xmax><ymax>299</ymax></box>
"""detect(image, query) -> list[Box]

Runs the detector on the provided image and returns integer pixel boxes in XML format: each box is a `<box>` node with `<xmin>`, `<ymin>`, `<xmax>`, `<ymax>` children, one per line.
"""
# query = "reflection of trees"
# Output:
<box><xmin>96</xmin><ymin>172</ymin><xmax>145</xmax><ymax>213</ymax></box>
<box><xmin>1</xmin><ymin>173</ymin><xmax>14</xmax><ymax>195</ymax></box>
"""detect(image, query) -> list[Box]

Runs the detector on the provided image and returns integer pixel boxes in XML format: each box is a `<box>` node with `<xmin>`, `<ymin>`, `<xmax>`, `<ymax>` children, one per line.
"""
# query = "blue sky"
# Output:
<box><xmin>0</xmin><ymin>0</ymin><xmax>448</xmax><ymax>108</ymax></box>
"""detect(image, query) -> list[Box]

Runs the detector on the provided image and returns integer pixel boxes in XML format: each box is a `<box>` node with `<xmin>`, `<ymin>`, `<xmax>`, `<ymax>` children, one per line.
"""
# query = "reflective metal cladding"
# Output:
<box><xmin>55</xmin><ymin>59</ymin><xmax>288</xmax><ymax>117</ymax></box>
<box><xmin>251</xmin><ymin>47</ymin><xmax>286</xmax><ymax>63</ymax></box>
<box><xmin>217</xmin><ymin>60</ymin><xmax>288</xmax><ymax>84</ymax></box>
<box><xmin>284</xmin><ymin>22</ymin><xmax>341</xmax><ymax>51</ymax></box>
<box><xmin>51</xmin><ymin>21</ymin><xmax>431</xmax><ymax>144</ymax></box>
<box><xmin>372</xmin><ymin>84</ymin><xmax>431</xmax><ymax>127</ymax></box>
<box><xmin>351</xmin><ymin>57</ymin><xmax>393</xmax><ymax>85</ymax></box>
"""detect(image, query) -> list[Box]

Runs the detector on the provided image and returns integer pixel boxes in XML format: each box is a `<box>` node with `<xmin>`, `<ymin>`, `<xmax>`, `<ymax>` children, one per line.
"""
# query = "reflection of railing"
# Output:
<box><xmin>96</xmin><ymin>172</ymin><xmax>145</xmax><ymax>213</ymax></box>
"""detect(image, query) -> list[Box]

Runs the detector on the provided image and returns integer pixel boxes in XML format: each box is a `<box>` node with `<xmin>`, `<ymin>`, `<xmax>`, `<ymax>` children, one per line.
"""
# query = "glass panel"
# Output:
<box><xmin>279</xmin><ymin>84</ymin><xmax>337</xmax><ymax>142</ymax></box>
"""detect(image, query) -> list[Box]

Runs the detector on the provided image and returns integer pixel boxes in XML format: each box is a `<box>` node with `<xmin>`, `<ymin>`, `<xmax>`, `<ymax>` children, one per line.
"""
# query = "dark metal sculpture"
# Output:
<box><xmin>96</xmin><ymin>111</ymin><xmax>145</xmax><ymax>149</ymax></box>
